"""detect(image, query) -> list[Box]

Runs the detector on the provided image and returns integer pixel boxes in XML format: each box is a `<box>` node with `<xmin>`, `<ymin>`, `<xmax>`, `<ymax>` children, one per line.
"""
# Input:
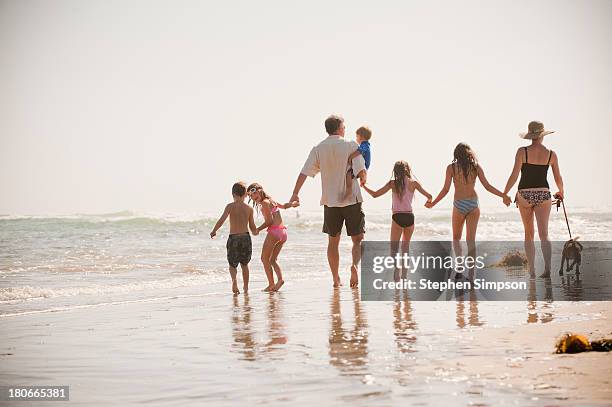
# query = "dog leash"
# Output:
<box><xmin>555</xmin><ymin>197</ymin><xmax>572</xmax><ymax>239</ymax></box>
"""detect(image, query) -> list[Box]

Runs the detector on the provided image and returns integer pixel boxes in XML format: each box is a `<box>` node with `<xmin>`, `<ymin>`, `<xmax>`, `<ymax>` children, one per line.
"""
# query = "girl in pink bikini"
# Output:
<box><xmin>247</xmin><ymin>183</ymin><xmax>297</xmax><ymax>292</ymax></box>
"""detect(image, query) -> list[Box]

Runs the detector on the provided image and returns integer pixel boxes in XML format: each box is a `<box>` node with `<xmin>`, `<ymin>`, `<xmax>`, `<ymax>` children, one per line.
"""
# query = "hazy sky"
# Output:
<box><xmin>1</xmin><ymin>0</ymin><xmax>610</xmax><ymax>214</ymax></box>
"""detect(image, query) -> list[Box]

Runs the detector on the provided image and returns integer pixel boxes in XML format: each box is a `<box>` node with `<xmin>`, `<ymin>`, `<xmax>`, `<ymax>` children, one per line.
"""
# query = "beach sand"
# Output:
<box><xmin>415</xmin><ymin>303</ymin><xmax>612</xmax><ymax>404</ymax></box>
<box><xmin>1</xmin><ymin>277</ymin><xmax>611</xmax><ymax>406</ymax></box>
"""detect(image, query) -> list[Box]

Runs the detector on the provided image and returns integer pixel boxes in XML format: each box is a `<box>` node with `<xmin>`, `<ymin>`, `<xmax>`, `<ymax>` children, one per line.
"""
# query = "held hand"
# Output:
<box><xmin>253</xmin><ymin>229</ymin><xmax>259</xmax><ymax>236</ymax></box>
<box><xmin>554</xmin><ymin>191</ymin><xmax>564</xmax><ymax>201</ymax></box>
<box><xmin>502</xmin><ymin>195</ymin><xmax>512</xmax><ymax>207</ymax></box>
<box><xmin>289</xmin><ymin>193</ymin><xmax>300</xmax><ymax>204</ymax></box>
<box><xmin>210</xmin><ymin>231</ymin><xmax>216</xmax><ymax>239</ymax></box>
<box><xmin>425</xmin><ymin>199</ymin><xmax>434</xmax><ymax>209</ymax></box>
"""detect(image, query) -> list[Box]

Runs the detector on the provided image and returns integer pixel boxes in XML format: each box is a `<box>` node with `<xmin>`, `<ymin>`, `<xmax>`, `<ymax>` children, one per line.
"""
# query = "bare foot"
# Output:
<box><xmin>350</xmin><ymin>265</ymin><xmax>359</xmax><ymax>288</ymax></box>
<box><xmin>243</xmin><ymin>285</ymin><xmax>248</xmax><ymax>294</ymax></box>
<box><xmin>263</xmin><ymin>285</ymin><xmax>274</xmax><ymax>292</ymax></box>
<box><xmin>333</xmin><ymin>278</ymin><xmax>342</xmax><ymax>288</ymax></box>
<box><xmin>232</xmin><ymin>281</ymin><xmax>240</xmax><ymax>295</ymax></box>
<box><xmin>540</xmin><ymin>266</ymin><xmax>551</xmax><ymax>278</ymax></box>
<box><xmin>273</xmin><ymin>279</ymin><xmax>284</xmax><ymax>291</ymax></box>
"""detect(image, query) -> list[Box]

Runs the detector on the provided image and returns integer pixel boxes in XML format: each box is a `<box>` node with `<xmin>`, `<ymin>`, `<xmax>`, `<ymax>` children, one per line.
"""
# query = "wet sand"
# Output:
<box><xmin>1</xmin><ymin>277</ymin><xmax>610</xmax><ymax>406</ymax></box>
<box><xmin>418</xmin><ymin>302</ymin><xmax>612</xmax><ymax>404</ymax></box>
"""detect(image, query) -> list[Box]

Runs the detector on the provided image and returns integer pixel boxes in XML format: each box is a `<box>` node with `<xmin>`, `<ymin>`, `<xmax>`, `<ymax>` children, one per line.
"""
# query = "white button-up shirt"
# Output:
<box><xmin>300</xmin><ymin>135</ymin><xmax>367</xmax><ymax>207</ymax></box>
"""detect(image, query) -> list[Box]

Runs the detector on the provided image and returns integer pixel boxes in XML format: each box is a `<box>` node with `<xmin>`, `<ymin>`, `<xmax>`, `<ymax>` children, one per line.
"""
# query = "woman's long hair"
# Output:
<box><xmin>392</xmin><ymin>161</ymin><xmax>412</xmax><ymax>197</ymax></box>
<box><xmin>452</xmin><ymin>143</ymin><xmax>478</xmax><ymax>182</ymax></box>
<box><xmin>247</xmin><ymin>182</ymin><xmax>278</xmax><ymax>212</ymax></box>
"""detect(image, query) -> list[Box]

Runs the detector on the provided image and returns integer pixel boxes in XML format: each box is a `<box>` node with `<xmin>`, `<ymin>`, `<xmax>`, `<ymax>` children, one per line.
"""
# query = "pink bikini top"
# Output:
<box><xmin>391</xmin><ymin>177</ymin><xmax>415</xmax><ymax>214</ymax></box>
<box><xmin>267</xmin><ymin>204</ymin><xmax>285</xmax><ymax>231</ymax></box>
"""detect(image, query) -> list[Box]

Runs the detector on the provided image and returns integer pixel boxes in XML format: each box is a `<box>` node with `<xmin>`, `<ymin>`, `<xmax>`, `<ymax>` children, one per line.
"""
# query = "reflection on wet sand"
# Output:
<box><xmin>231</xmin><ymin>294</ymin><xmax>256</xmax><ymax>361</ymax></box>
<box><xmin>329</xmin><ymin>289</ymin><xmax>369</xmax><ymax>376</ymax></box>
<box><xmin>392</xmin><ymin>290</ymin><xmax>418</xmax><ymax>387</ymax></box>
<box><xmin>560</xmin><ymin>273</ymin><xmax>583</xmax><ymax>301</ymax></box>
<box><xmin>264</xmin><ymin>293</ymin><xmax>287</xmax><ymax>355</ymax></box>
<box><xmin>497</xmin><ymin>262</ymin><xmax>557</xmax><ymax>324</ymax></box>
<box><xmin>526</xmin><ymin>277</ymin><xmax>554</xmax><ymax>324</ymax></box>
<box><xmin>393</xmin><ymin>290</ymin><xmax>417</xmax><ymax>353</ymax></box>
<box><xmin>230</xmin><ymin>293</ymin><xmax>288</xmax><ymax>361</ymax></box>
<box><xmin>455</xmin><ymin>284</ymin><xmax>484</xmax><ymax>329</ymax></box>
<box><xmin>450</xmin><ymin>264</ymin><xmax>484</xmax><ymax>328</ymax></box>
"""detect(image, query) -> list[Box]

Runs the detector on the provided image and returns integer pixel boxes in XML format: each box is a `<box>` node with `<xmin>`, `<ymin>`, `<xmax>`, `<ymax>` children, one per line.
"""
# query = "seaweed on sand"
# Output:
<box><xmin>495</xmin><ymin>250</ymin><xmax>528</xmax><ymax>267</ymax></box>
<box><xmin>555</xmin><ymin>333</ymin><xmax>612</xmax><ymax>354</ymax></box>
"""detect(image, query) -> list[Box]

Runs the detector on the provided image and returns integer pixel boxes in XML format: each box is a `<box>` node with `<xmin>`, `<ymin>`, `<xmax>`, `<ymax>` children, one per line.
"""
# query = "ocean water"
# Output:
<box><xmin>1</xmin><ymin>208</ymin><xmax>611</xmax><ymax>406</ymax></box>
<box><xmin>1</xmin><ymin>207</ymin><xmax>611</xmax><ymax>316</ymax></box>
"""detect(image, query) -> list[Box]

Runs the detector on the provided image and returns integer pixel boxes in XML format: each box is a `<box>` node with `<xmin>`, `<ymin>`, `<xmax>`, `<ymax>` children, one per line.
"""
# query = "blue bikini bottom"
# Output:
<box><xmin>453</xmin><ymin>198</ymin><xmax>479</xmax><ymax>215</ymax></box>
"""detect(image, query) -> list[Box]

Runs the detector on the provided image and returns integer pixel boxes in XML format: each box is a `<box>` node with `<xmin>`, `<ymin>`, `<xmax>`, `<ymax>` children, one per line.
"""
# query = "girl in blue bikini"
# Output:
<box><xmin>427</xmin><ymin>143</ymin><xmax>510</xmax><ymax>246</ymax></box>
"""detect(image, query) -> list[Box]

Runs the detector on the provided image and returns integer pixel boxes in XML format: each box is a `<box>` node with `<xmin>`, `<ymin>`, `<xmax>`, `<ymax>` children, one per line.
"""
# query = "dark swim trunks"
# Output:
<box><xmin>392</xmin><ymin>213</ymin><xmax>415</xmax><ymax>228</ymax></box>
<box><xmin>226</xmin><ymin>233</ymin><xmax>252</xmax><ymax>268</ymax></box>
<box><xmin>323</xmin><ymin>202</ymin><xmax>365</xmax><ymax>237</ymax></box>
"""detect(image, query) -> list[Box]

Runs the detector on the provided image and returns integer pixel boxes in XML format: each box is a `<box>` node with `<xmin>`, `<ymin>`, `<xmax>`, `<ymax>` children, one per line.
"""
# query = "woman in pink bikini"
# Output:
<box><xmin>247</xmin><ymin>183</ymin><xmax>297</xmax><ymax>292</ymax></box>
<box><xmin>363</xmin><ymin>161</ymin><xmax>433</xmax><ymax>281</ymax></box>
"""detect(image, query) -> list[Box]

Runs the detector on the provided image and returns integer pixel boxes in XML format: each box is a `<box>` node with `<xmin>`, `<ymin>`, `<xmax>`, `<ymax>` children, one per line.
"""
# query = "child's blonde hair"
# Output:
<box><xmin>356</xmin><ymin>126</ymin><xmax>372</xmax><ymax>140</ymax></box>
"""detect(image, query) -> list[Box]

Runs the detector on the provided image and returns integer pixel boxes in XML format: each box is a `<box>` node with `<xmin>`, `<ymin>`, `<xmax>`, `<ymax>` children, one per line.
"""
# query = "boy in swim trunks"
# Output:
<box><xmin>344</xmin><ymin>126</ymin><xmax>372</xmax><ymax>201</ymax></box>
<box><xmin>210</xmin><ymin>182</ymin><xmax>258</xmax><ymax>294</ymax></box>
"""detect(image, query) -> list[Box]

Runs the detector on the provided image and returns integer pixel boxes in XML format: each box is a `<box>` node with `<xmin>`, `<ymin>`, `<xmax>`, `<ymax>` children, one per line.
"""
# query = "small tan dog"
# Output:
<box><xmin>559</xmin><ymin>236</ymin><xmax>583</xmax><ymax>276</ymax></box>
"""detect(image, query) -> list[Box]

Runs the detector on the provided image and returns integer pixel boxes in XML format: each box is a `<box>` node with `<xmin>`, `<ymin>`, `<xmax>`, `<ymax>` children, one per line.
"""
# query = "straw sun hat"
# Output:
<box><xmin>519</xmin><ymin>121</ymin><xmax>555</xmax><ymax>139</ymax></box>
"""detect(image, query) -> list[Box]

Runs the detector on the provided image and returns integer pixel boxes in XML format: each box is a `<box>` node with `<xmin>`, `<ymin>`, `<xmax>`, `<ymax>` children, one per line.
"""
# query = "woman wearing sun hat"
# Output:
<box><xmin>502</xmin><ymin>121</ymin><xmax>564</xmax><ymax>277</ymax></box>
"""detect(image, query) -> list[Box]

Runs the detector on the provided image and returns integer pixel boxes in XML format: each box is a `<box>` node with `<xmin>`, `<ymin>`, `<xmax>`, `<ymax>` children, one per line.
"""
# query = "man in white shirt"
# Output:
<box><xmin>289</xmin><ymin>115</ymin><xmax>367</xmax><ymax>288</ymax></box>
